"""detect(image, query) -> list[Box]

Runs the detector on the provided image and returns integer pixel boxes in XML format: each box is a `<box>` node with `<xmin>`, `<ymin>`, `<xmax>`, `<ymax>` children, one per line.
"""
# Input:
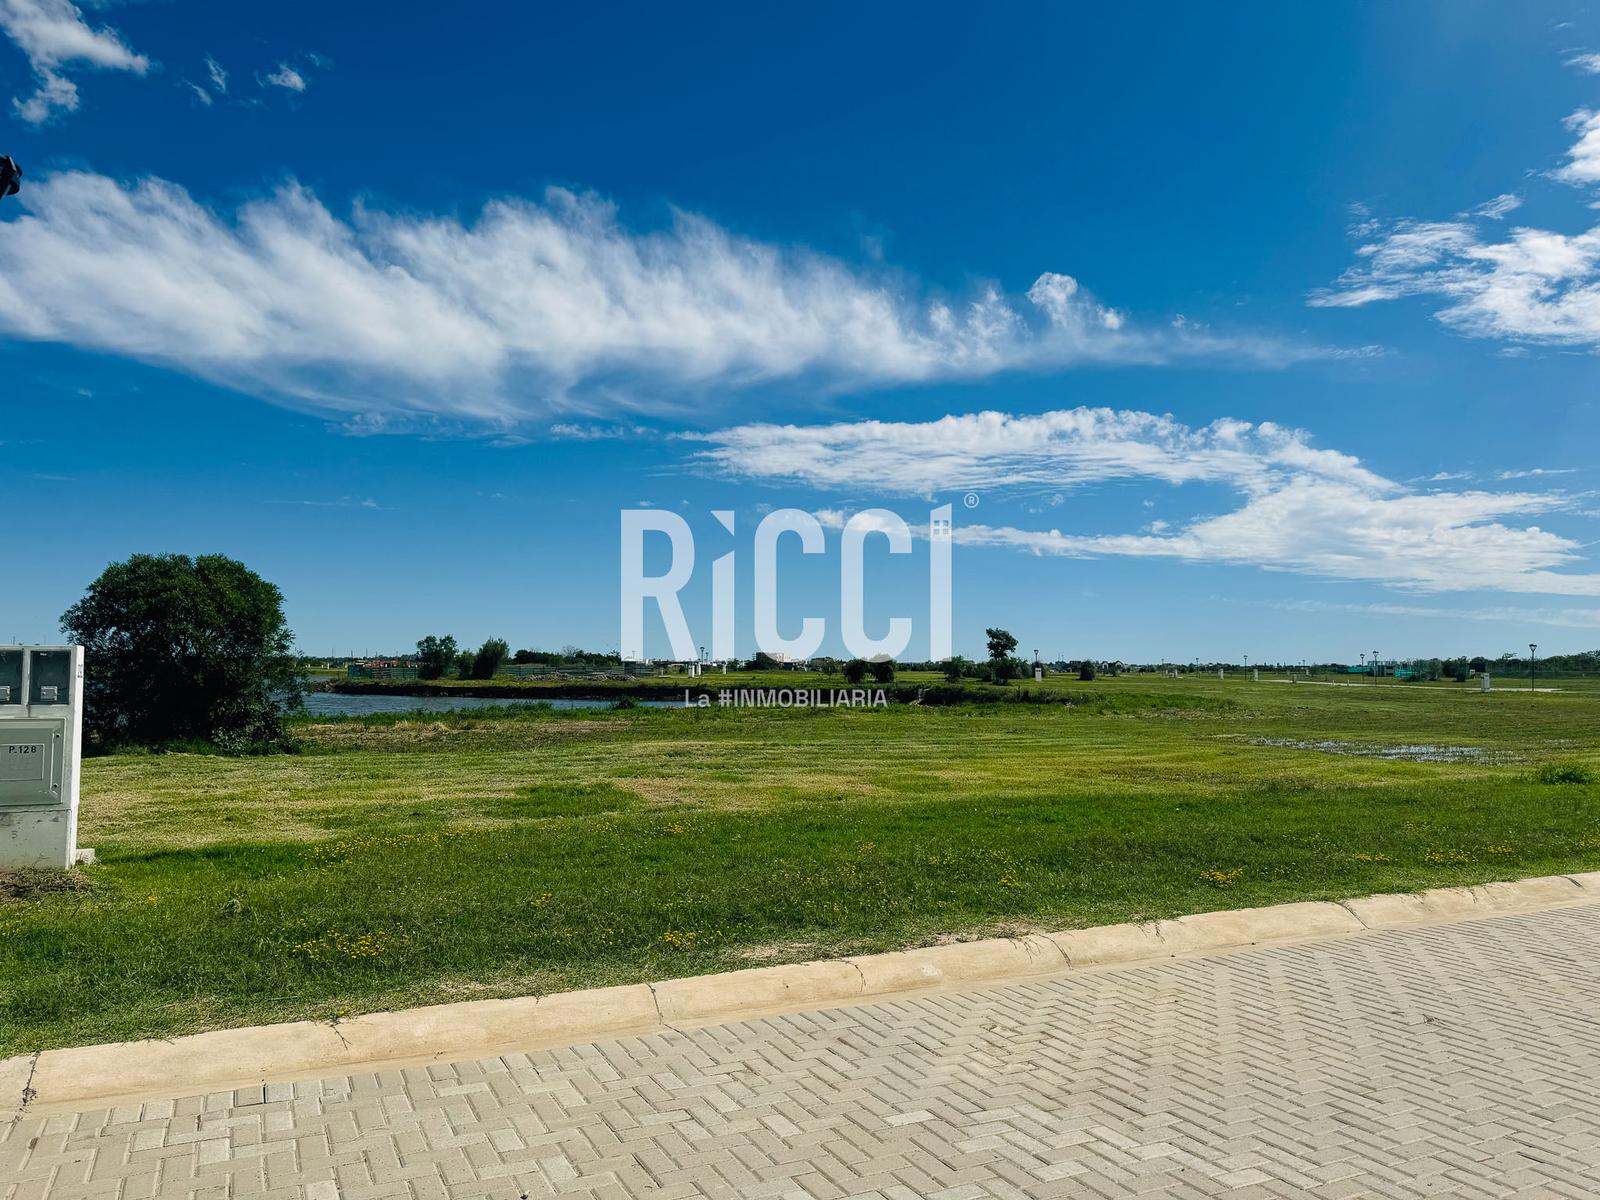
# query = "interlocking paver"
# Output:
<box><xmin>8</xmin><ymin>905</ymin><xmax>1600</xmax><ymax>1198</ymax></box>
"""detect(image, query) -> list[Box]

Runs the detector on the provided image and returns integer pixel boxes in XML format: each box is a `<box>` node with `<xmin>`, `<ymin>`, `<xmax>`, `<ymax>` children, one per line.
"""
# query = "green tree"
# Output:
<box><xmin>869</xmin><ymin>658</ymin><xmax>895</xmax><ymax>683</ymax></box>
<box><xmin>942</xmin><ymin>656</ymin><xmax>968</xmax><ymax>682</ymax></box>
<box><xmin>415</xmin><ymin>635</ymin><xmax>458</xmax><ymax>680</ymax></box>
<box><xmin>985</xmin><ymin>628</ymin><xmax>1018</xmax><ymax>662</ymax></box>
<box><xmin>61</xmin><ymin>553</ymin><xmax>300</xmax><ymax>749</ymax></box>
<box><xmin>843</xmin><ymin>658</ymin><xmax>869</xmax><ymax>684</ymax></box>
<box><xmin>469</xmin><ymin>637</ymin><xmax>510</xmax><ymax>679</ymax></box>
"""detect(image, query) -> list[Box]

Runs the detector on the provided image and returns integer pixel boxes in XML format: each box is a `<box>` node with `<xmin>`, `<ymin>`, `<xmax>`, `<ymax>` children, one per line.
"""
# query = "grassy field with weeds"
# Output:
<box><xmin>2</xmin><ymin>673</ymin><xmax>1598</xmax><ymax>1054</ymax></box>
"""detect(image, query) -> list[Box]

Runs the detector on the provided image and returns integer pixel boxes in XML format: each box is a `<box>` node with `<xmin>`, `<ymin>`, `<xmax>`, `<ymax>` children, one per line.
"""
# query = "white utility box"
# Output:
<box><xmin>0</xmin><ymin>645</ymin><xmax>91</xmax><ymax>869</ymax></box>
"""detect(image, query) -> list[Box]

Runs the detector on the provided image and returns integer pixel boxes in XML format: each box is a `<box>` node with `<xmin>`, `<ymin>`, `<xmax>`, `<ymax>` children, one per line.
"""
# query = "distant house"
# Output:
<box><xmin>347</xmin><ymin>659</ymin><xmax>420</xmax><ymax>680</ymax></box>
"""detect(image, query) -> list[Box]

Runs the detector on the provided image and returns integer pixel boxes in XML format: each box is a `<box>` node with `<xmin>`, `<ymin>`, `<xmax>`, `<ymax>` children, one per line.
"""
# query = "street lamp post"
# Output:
<box><xmin>1372</xmin><ymin>649</ymin><xmax>1379</xmax><ymax>685</ymax></box>
<box><xmin>1530</xmin><ymin>643</ymin><xmax>1537</xmax><ymax>693</ymax></box>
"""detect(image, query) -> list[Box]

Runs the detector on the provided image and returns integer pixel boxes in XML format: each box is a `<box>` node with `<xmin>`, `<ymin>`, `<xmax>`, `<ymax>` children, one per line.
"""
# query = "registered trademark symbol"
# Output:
<box><xmin>963</xmin><ymin>492</ymin><xmax>980</xmax><ymax>509</ymax></box>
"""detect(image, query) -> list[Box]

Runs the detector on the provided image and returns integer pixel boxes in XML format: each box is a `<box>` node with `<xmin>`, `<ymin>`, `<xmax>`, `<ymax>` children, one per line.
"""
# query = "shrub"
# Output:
<box><xmin>1533</xmin><ymin>761</ymin><xmax>1596</xmax><ymax>785</ymax></box>
<box><xmin>843</xmin><ymin>658</ymin><xmax>869</xmax><ymax>684</ymax></box>
<box><xmin>869</xmin><ymin>659</ymin><xmax>895</xmax><ymax>683</ymax></box>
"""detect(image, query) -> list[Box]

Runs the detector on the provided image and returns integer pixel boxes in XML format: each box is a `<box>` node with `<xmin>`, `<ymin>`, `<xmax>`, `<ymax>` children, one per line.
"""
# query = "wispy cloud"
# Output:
<box><xmin>1311</xmin><ymin>217</ymin><xmax>1600</xmax><ymax>345</ymax></box>
<box><xmin>0</xmin><ymin>173</ymin><xmax>1346</xmax><ymax>426</ymax></box>
<box><xmin>1268</xmin><ymin>597</ymin><xmax>1600</xmax><ymax>631</ymax></box>
<box><xmin>546</xmin><ymin>422</ymin><xmax>653</xmax><ymax>441</ymax></box>
<box><xmin>1471</xmin><ymin>193</ymin><xmax>1523</xmax><ymax>220</ymax></box>
<box><xmin>695</xmin><ymin>407</ymin><xmax>1600</xmax><ymax>597</ymax></box>
<box><xmin>205</xmin><ymin>54</ymin><xmax>228</xmax><ymax>94</ymax></box>
<box><xmin>1555</xmin><ymin>109</ymin><xmax>1600</xmax><ymax>185</ymax></box>
<box><xmin>1566</xmin><ymin>52</ymin><xmax>1600</xmax><ymax>75</ymax></box>
<box><xmin>696</xmin><ymin>408</ymin><xmax>1393</xmax><ymax>496</ymax></box>
<box><xmin>0</xmin><ymin>0</ymin><xmax>149</xmax><ymax>124</ymax></box>
<box><xmin>1313</xmin><ymin>76</ymin><xmax>1600</xmax><ymax>348</ymax></box>
<box><xmin>266</xmin><ymin>495</ymin><xmax>384</xmax><ymax>510</ymax></box>
<box><xmin>1497</xmin><ymin>467</ymin><xmax>1579</xmax><ymax>480</ymax></box>
<box><xmin>263</xmin><ymin>63</ymin><xmax>306</xmax><ymax>92</ymax></box>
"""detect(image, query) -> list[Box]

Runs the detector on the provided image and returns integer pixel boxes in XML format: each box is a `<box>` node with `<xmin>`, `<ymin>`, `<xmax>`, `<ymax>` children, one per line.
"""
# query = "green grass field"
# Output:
<box><xmin>2</xmin><ymin>673</ymin><xmax>1598</xmax><ymax>1055</ymax></box>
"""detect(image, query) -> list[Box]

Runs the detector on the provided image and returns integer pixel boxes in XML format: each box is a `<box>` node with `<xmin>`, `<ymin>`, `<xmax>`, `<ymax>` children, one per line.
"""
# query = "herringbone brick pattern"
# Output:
<box><xmin>8</xmin><ymin>905</ymin><xmax>1600</xmax><ymax>1199</ymax></box>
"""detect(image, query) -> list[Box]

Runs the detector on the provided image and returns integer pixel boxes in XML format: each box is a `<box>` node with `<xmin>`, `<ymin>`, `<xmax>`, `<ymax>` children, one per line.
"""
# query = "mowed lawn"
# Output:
<box><xmin>3</xmin><ymin>675</ymin><xmax>1599</xmax><ymax>1054</ymax></box>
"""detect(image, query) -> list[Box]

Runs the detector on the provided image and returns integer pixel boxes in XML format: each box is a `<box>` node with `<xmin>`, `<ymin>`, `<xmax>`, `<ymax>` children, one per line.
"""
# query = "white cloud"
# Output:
<box><xmin>694</xmin><ymin>407</ymin><xmax>1600</xmax><ymax>597</ymax></box>
<box><xmin>1472</xmin><ymin>193</ymin><xmax>1523</xmax><ymax>220</ymax></box>
<box><xmin>1314</xmin><ymin>90</ymin><xmax>1600</xmax><ymax>346</ymax></box>
<box><xmin>1271</xmin><ymin>598</ymin><xmax>1600</xmax><ymax>631</ymax></box>
<box><xmin>1311</xmin><ymin>218</ymin><xmax>1600</xmax><ymax>344</ymax></box>
<box><xmin>0</xmin><ymin>0</ymin><xmax>148</xmax><ymax>123</ymax></box>
<box><xmin>1497</xmin><ymin>467</ymin><xmax>1578</xmax><ymax>480</ymax></box>
<box><xmin>1555</xmin><ymin>109</ymin><xmax>1600</xmax><ymax>185</ymax></box>
<box><xmin>546</xmin><ymin>422</ymin><xmax>651</xmax><ymax>441</ymax></box>
<box><xmin>695</xmin><ymin>408</ymin><xmax>1393</xmax><ymax>497</ymax></box>
<box><xmin>267</xmin><ymin>495</ymin><xmax>383</xmax><ymax>510</ymax></box>
<box><xmin>1566</xmin><ymin>52</ymin><xmax>1600</xmax><ymax>75</ymax></box>
<box><xmin>263</xmin><ymin>63</ymin><xmax>305</xmax><ymax>92</ymax></box>
<box><xmin>0</xmin><ymin>172</ymin><xmax>1329</xmax><ymax>425</ymax></box>
<box><xmin>205</xmin><ymin>54</ymin><xmax>227</xmax><ymax>93</ymax></box>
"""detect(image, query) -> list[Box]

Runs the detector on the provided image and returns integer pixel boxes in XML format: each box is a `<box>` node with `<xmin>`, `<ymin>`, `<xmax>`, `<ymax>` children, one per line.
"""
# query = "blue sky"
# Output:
<box><xmin>2</xmin><ymin>1</ymin><xmax>1599</xmax><ymax>662</ymax></box>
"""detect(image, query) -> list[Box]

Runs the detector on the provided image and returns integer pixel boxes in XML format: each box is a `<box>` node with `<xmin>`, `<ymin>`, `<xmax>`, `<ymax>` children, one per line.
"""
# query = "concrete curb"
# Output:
<box><xmin>7</xmin><ymin>871</ymin><xmax>1598</xmax><ymax>1113</ymax></box>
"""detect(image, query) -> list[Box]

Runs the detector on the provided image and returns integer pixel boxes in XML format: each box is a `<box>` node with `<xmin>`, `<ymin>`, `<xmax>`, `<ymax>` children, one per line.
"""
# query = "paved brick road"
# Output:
<box><xmin>8</xmin><ymin>904</ymin><xmax>1600</xmax><ymax>1199</ymax></box>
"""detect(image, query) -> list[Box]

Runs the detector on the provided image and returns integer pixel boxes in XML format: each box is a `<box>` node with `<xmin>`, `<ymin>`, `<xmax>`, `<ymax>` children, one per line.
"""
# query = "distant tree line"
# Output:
<box><xmin>414</xmin><ymin>637</ymin><xmax>624</xmax><ymax>679</ymax></box>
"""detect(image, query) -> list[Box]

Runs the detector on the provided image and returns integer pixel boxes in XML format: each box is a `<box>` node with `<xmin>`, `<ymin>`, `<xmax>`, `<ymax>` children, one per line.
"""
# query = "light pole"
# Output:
<box><xmin>1372</xmin><ymin>649</ymin><xmax>1379</xmax><ymax>685</ymax></box>
<box><xmin>1530</xmin><ymin>643</ymin><xmax>1537</xmax><ymax>693</ymax></box>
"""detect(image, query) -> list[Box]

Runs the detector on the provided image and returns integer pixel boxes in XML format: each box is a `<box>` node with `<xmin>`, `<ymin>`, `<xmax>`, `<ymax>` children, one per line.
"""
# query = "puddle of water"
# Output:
<box><xmin>1253</xmin><ymin>737</ymin><xmax>1501</xmax><ymax>763</ymax></box>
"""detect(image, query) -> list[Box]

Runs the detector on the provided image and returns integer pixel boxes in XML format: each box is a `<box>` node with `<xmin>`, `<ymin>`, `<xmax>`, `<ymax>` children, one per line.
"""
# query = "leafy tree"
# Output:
<box><xmin>869</xmin><ymin>658</ymin><xmax>895</xmax><ymax>683</ymax></box>
<box><xmin>415</xmin><ymin>635</ymin><xmax>458</xmax><ymax>680</ymax></box>
<box><xmin>469</xmin><ymin>637</ymin><xmax>510</xmax><ymax>679</ymax></box>
<box><xmin>942</xmin><ymin>656</ymin><xmax>968</xmax><ymax>682</ymax></box>
<box><xmin>61</xmin><ymin>553</ymin><xmax>300</xmax><ymax>750</ymax></box>
<box><xmin>455</xmin><ymin>650</ymin><xmax>476</xmax><ymax>678</ymax></box>
<box><xmin>843</xmin><ymin>658</ymin><xmax>869</xmax><ymax>684</ymax></box>
<box><xmin>745</xmin><ymin>651</ymin><xmax>779</xmax><ymax>671</ymax></box>
<box><xmin>1078</xmin><ymin>660</ymin><xmax>1096</xmax><ymax>681</ymax></box>
<box><xmin>985</xmin><ymin>628</ymin><xmax>1018</xmax><ymax>662</ymax></box>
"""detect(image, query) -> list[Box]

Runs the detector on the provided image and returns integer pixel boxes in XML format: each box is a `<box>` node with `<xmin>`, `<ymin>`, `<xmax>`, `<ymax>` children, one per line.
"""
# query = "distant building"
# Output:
<box><xmin>347</xmin><ymin>660</ymin><xmax>420</xmax><ymax>680</ymax></box>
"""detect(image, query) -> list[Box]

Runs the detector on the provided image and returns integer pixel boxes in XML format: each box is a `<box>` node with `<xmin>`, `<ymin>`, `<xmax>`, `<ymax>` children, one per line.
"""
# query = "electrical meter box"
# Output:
<box><xmin>0</xmin><ymin>646</ymin><xmax>92</xmax><ymax>869</ymax></box>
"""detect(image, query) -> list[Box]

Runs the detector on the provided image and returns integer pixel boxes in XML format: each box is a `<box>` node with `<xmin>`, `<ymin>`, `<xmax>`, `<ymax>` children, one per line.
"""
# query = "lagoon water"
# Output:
<box><xmin>300</xmin><ymin>693</ymin><xmax>680</xmax><ymax>717</ymax></box>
